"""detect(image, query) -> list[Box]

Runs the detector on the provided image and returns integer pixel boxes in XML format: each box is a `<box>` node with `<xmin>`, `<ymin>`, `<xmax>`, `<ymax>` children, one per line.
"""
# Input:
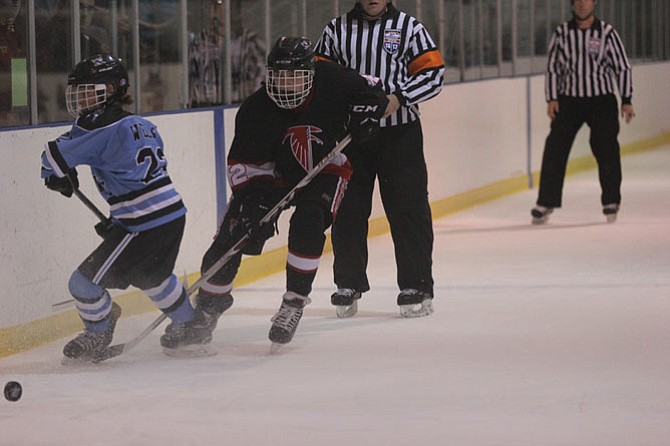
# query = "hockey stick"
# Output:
<box><xmin>92</xmin><ymin>134</ymin><xmax>354</xmax><ymax>362</ymax></box>
<box><xmin>71</xmin><ymin>184</ymin><xmax>107</xmax><ymax>223</ymax></box>
<box><xmin>51</xmin><ymin>175</ymin><xmax>109</xmax><ymax>310</ymax></box>
<box><xmin>63</xmin><ymin>171</ymin><xmax>107</xmax><ymax>222</ymax></box>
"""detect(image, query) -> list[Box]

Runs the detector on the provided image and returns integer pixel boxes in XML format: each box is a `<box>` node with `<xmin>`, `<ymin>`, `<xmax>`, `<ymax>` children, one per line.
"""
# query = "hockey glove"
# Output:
<box><xmin>94</xmin><ymin>218</ymin><xmax>116</xmax><ymax>239</ymax></box>
<box><xmin>239</xmin><ymin>192</ymin><xmax>279</xmax><ymax>252</ymax></box>
<box><xmin>348</xmin><ymin>91</ymin><xmax>388</xmax><ymax>143</ymax></box>
<box><xmin>45</xmin><ymin>168</ymin><xmax>78</xmax><ymax>198</ymax></box>
<box><xmin>225</xmin><ymin>182</ymin><xmax>283</xmax><ymax>255</ymax></box>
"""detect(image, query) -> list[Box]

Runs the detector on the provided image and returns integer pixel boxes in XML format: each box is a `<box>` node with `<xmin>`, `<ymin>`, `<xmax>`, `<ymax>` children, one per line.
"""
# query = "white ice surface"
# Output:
<box><xmin>1</xmin><ymin>148</ymin><xmax>669</xmax><ymax>446</ymax></box>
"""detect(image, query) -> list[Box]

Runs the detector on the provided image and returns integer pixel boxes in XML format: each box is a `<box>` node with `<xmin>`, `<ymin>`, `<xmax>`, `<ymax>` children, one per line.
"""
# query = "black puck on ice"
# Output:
<box><xmin>4</xmin><ymin>381</ymin><xmax>22</xmax><ymax>402</ymax></box>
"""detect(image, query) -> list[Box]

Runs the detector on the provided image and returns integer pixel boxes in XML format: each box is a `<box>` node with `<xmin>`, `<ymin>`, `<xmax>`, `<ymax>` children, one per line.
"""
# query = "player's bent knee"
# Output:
<box><xmin>68</xmin><ymin>269</ymin><xmax>106</xmax><ymax>301</ymax></box>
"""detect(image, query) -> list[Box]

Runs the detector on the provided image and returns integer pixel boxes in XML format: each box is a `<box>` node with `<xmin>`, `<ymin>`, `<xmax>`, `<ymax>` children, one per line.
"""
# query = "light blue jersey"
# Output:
<box><xmin>41</xmin><ymin>114</ymin><xmax>186</xmax><ymax>232</ymax></box>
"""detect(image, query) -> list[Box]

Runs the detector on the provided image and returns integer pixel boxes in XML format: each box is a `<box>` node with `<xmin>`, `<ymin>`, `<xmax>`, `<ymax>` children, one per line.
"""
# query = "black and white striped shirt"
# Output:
<box><xmin>315</xmin><ymin>3</ymin><xmax>445</xmax><ymax>127</ymax></box>
<box><xmin>546</xmin><ymin>18</ymin><xmax>633</xmax><ymax>104</ymax></box>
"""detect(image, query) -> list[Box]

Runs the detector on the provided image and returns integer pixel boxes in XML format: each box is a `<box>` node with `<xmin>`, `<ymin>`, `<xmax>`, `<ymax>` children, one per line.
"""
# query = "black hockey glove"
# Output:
<box><xmin>226</xmin><ymin>182</ymin><xmax>283</xmax><ymax>255</ymax></box>
<box><xmin>45</xmin><ymin>168</ymin><xmax>78</xmax><ymax>198</ymax></box>
<box><xmin>94</xmin><ymin>218</ymin><xmax>116</xmax><ymax>239</ymax></box>
<box><xmin>239</xmin><ymin>192</ymin><xmax>279</xmax><ymax>244</ymax></box>
<box><xmin>348</xmin><ymin>91</ymin><xmax>388</xmax><ymax>143</ymax></box>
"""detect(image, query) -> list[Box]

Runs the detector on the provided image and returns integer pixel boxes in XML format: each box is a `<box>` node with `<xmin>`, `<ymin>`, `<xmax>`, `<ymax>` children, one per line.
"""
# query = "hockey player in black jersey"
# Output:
<box><xmin>191</xmin><ymin>36</ymin><xmax>388</xmax><ymax>346</ymax></box>
<box><xmin>41</xmin><ymin>54</ymin><xmax>211</xmax><ymax>362</ymax></box>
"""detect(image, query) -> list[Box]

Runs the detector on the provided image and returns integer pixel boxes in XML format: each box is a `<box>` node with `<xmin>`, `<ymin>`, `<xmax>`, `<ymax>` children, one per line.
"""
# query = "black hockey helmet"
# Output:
<box><xmin>66</xmin><ymin>54</ymin><xmax>129</xmax><ymax>117</ymax></box>
<box><xmin>266</xmin><ymin>37</ymin><xmax>315</xmax><ymax>109</ymax></box>
<box><xmin>267</xmin><ymin>36</ymin><xmax>315</xmax><ymax>71</ymax></box>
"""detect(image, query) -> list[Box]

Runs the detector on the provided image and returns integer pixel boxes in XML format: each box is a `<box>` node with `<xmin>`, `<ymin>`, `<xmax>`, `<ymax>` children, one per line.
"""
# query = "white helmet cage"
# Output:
<box><xmin>65</xmin><ymin>84</ymin><xmax>109</xmax><ymax>117</ymax></box>
<box><xmin>266</xmin><ymin>69</ymin><xmax>314</xmax><ymax>109</ymax></box>
<box><xmin>266</xmin><ymin>37</ymin><xmax>315</xmax><ymax>109</ymax></box>
<box><xmin>65</xmin><ymin>54</ymin><xmax>129</xmax><ymax>117</ymax></box>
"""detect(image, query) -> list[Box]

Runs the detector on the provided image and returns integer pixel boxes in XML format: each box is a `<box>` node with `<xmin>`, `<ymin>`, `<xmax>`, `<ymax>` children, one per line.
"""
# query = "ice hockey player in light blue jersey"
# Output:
<box><xmin>43</xmin><ymin>103</ymin><xmax>184</xmax><ymax>232</ymax></box>
<box><xmin>40</xmin><ymin>54</ymin><xmax>216</xmax><ymax>362</ymax></box>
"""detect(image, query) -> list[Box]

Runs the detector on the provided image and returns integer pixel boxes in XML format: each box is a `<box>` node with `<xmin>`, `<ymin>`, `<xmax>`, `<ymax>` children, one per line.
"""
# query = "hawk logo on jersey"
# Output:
<box><xmin>283</xmin><ymin>126</ymin><xmax>324</xmax><ymax>172</ymax></box>
<box><xmin>383</xmin><ymin>30</ymin><xmax>402</xmax><ymax>54</ymax></box>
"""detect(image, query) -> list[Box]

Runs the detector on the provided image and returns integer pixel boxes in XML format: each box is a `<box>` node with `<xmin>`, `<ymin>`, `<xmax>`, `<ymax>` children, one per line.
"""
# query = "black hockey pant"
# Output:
<box><xmin>332</xmin><ymin>120</ymin><xmax>434</xmax><ymax>295</ymax></box>
<box><xmin>200</xmin><ymin>175</ymin><xmax>344</xmax><ymax>298</ymax></box>
<box><xmin>537</xmin><ymin>94</ymin><xmax>622</xmax><ymax>208</ymax></box>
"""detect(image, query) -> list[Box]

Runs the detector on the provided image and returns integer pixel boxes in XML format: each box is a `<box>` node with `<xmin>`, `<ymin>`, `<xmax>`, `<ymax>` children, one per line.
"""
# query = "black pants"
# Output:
<box><xmin>79</xmin><ymin>215</ymin><xmax>185</xmax><ymax>290</ymax></box>
<box><xmin>332</xmin><ymin>120</ymin><xmax>434</xmax><ymax>294</ymax></box>
<box><xmin>201</xmin><ymin>174</ymin><xmax>344</xmax><ymax>297</ymax></box>
<box><xmin>537</xmin><ymin>94</ymin><xmax>622</xmax><ymax>208</ymax></box>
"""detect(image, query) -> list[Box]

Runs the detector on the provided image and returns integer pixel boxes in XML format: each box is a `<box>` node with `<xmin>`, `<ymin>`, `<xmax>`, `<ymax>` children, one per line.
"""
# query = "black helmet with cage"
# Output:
<box><xmin>266</xmin><ymin>36</ymin><xmax>315</xmax><ymax>109</ymax></box>
<box><xmin>65</xmin><ymin>54</ymin><xmax>130</xmax><ymax>117</ymax></box>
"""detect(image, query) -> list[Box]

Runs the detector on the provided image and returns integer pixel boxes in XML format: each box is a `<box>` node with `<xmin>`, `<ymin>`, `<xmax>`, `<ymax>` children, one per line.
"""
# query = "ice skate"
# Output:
<box><xmin>269</xmin><ymin>292</ymin><xmax>311</xmax><ymax>349</ymax></box>
<box><xmin>603</xmin><ymin>203</ymin><xmax>619</xmax><ymax>223</ymax></box>
<box><xmin>397</xmin><ymin>289</ymin><xmax>434</xmax><ymax>318</ymax></box>
<box><xmin>195</xmin><ymin>293</ymin><xmax>234</xmax><ymax>338</ymax></box>
<box><xmin>531</xmin><ymin>206</ymin><xmax>553</xmax><ymax>225</ymax></box>
<box><xmin>62</xmin><ymin>302</ymin><xmax>121</xmax><ymax>365</ymax></box>
<box><xmin>160</xmin><ymin>319</ymin><xmax>217</xmax><ymax>358</ymax></box>
<box><xmin>331</xmin><ymin>288</ymin><xmax>361</xmax><ymax>318</ymax></box>
<box><xmin>160</xmin><ymin>292</ymin><xmax>234</xmax><ymax>357</ymax></box>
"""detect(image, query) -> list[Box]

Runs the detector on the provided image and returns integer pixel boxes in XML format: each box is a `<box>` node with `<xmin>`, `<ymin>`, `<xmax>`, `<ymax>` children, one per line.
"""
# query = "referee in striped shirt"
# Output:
<box><xmin>315</xmin><ymin>0</ymin><xmax>445</xmax><ymax>318</ymax></box>
<box><xmin>532</xmin><ymin>0</ymin><xmax>635</xmax><ymax>225</ymax></box>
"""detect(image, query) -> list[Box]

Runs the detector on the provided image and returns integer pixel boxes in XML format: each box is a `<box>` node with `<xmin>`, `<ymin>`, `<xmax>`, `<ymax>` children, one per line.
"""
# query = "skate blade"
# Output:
<box><xmin>270</xmin><ymin>343</ymin><xmax>284</xmax><ymax>354</ymax></box>
<box><xmin>399</xmin><ymin>299</ymin><xmax>434</xmax><ymax>318</ymax></box>
<box><xmin>606</xmin><ymin>213</ymin><xmax>617</xmax><ymax>223</ymax></box>
<box><xmin>61</xmin><ymin>355</ymin><xmax>99</xmax><ymax>367</ymax></box>
<box><xmin>532</xmin><ymin>216</ymin><xmax>549</xmax><ymax>225</ymax></box>
<box><xmin>162</xmin><ymin>344</ymin><xmax>217</xmax><ymax>358</ymax></box>
<box><xmin>335</xmin><ymin>301</ymin><xmax>358</xmax><ymax>318</ymax></box>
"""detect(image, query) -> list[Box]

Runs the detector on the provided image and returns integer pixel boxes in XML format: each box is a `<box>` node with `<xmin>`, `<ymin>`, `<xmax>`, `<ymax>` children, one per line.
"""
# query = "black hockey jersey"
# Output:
<box><xmin>227</xmin><ymin>60</ymin><xmax>386</xmax><ymax>192</ymax></box>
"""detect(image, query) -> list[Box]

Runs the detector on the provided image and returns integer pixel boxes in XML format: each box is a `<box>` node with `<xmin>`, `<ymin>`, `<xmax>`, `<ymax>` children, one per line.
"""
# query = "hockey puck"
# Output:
<box><xmin>4</xmin><ymin>381</ymin><xmax>22</xmax><ymax>402</ymax></box>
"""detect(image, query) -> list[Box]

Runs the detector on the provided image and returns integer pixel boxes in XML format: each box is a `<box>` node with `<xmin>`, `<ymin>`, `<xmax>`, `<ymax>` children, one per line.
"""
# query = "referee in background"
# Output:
<box><xmin>532</xmin><ymin>0</ymin><xmax>635</xmax><ymax>225</ymax></box>
<box><xmin>315</xmin><ymin>0</ymin><xmax>445</xmax><ymax>318</ymax></box>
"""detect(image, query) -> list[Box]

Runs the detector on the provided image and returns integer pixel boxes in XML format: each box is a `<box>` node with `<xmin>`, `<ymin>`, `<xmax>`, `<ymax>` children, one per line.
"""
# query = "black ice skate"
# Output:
<box><xmin>269</xmin><ymin>292</ymin><xmax>311</xmax><ymax>350</ymax></box>
<box><xmin>603</xmin><ymin>203</ymin><xmax>619</xmax><ymax>223</ymax></box>
<box><xmin>62</xmin><ymin>302</ymin><xmax>121</xmax><ymax>364</ymax></box>
<box><xmin>331</xmin><ymin>288</ymin><xmax>361</xmax><ymax>318</ymax></box>
<box><xmin>531</xmin><ymin>206</ymin><xmax>553</xmax><ymax>225</ymax></box>
<box><xmin>160</xmin><ymin>316</ymin><xmax>219</xmax><ymax>358</ymax></box>
<box><xmin>193</xmin><ymin>292</ymin><xmax>234</xmax><ymax>339</ymax></box>
<box><xmin>397</xmin><ymin>289</ymin><xmax>434</xmax><ymax>318</ymax></box>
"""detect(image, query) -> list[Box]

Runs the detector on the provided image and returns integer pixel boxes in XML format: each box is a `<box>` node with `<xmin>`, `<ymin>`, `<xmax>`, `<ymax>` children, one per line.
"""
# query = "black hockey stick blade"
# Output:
<box><xmin>87</xmin><ymin>312</ymin><xmax>169</xmax><ymax>363</ymax></box>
